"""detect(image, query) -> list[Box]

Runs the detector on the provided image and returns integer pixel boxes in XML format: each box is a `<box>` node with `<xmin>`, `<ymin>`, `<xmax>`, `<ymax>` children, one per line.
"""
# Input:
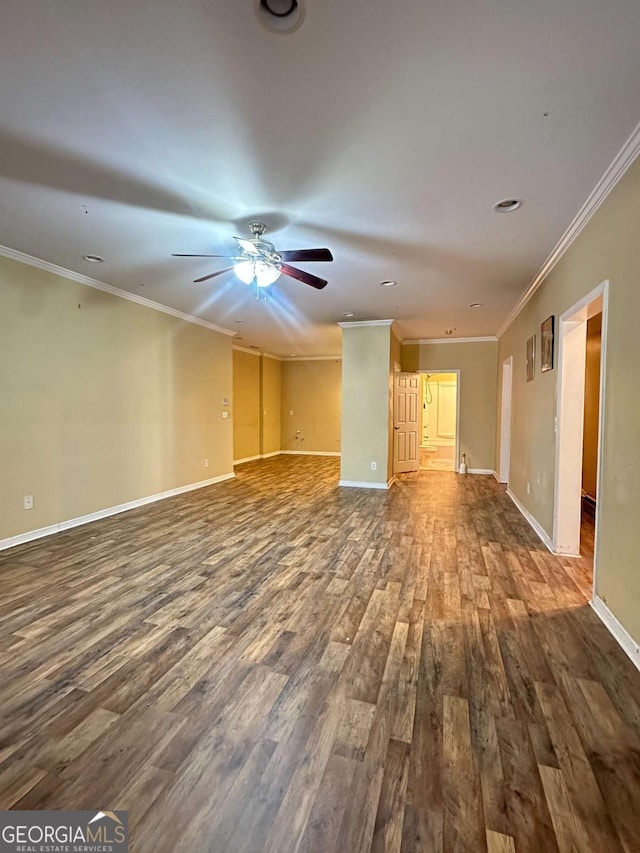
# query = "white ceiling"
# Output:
<box><xmin>1</xmin><ymin>0</ymin><xmax>640</xmax><ymax>356</ymax></box>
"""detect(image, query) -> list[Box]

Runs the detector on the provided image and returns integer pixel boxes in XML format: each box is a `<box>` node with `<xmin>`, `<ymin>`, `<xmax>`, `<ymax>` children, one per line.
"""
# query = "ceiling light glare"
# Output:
<box><xmin>379</xmin><ymin>280</ymin><xmax>397</xmax><ymax>287</ymax></box>
<box><xmin>82</xmin><ymin>254</ymin><xmax>104</xmax><ymax>263</ymax></box>
<box><xmin>493</xmin><ymin>199</ymin><xmax>521</xmax><ymax>213</ymax></box>
<box><xmin>256</xmin><ymin>0</ymin><xmax>305</xmax><ymax>33</ymax></box>
<box><xmin>234</xmin><ymin>260</ymin><xmax>281</xmax><ymax>288</ymax></box>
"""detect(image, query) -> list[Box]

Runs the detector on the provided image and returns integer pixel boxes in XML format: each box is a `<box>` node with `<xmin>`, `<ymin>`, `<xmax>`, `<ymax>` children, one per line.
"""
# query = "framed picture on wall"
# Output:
<box><xmin>541</xmin><ymin>315</ymin><xmax>554</xmax><ymax>372</ymax></box>
<box><xmin>526</xmin><ymin>334</ymin><xmax>536</xmax><ymax>382</ymax></box>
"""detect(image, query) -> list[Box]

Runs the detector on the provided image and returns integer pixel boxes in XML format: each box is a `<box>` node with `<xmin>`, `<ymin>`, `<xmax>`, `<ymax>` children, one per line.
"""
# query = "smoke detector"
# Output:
<box><xmin>256</xmin><ymin>0</ymin><xmax>305</xmax><ymax>33</ymax></box>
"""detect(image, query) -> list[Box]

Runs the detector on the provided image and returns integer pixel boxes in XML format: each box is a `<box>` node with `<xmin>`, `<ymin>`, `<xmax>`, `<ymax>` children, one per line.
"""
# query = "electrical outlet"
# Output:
<box><xmin>222</xmin><ymin>411</ymin><xmax>229</xmax><ymax>419</ymax></box>
<box><xmin>289</xmin><ymin>410</ymin><xmax>294</xmax><ymax>416</ymax></box>
<box><xmin>371</xmin><ymin>461</ymin><xmax>377</xmax><ymax>471</ymax></box>
<box><xmin>204</xmin><ymin>459</ymin><xmax>209</xmax><ymax>468</ymax></box>
<box><xmin>23</xmin><ymin>495</ymin><xmax>34</xmax><ymax>510</ymax></box>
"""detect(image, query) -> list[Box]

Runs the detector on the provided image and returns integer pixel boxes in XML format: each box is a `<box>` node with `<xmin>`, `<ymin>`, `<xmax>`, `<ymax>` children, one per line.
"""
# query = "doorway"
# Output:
<box><xmin>554</xmin><ymin>281</ymin><xmax>608</xmax><ymax>595</ymax></box>
<box><xmin>498</xmin><ymin>356</ymin><xmax>513</xmax><ymax>484</ymax></box>
<box><xmin>419</xmin><ymin>372</ymin><xmax>459</xmax><ymax>472</ymax></box>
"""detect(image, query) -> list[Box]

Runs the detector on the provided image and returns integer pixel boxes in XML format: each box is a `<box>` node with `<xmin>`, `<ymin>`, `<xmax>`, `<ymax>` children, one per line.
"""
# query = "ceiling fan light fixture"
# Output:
<box><xmin>234</xmin><ymin>259</ymin><xmax>281</xmax><ymax>288</ymax></box>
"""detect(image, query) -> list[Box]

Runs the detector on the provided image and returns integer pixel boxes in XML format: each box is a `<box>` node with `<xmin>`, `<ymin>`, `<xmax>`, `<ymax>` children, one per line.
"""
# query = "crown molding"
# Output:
<box><xmin>338</xmin><ymin>319</ymin><xmax>394</xmax><ymax>328</ymax></box>
<box><xmin>0</xmin><ymin>244</ymin><xmax>236</xmax><ymax>337</ymax></box>
<box><xmin>283</xmin><ymin>355</ymin><xmax>341</xmax><ymax>362</ymax></box>
<box><xmin>231</xmin><ymin>349</ymin><xmax>340</xmax><ymax>361</ymax></box>
<box><xmin>402</xmin><ymin>336</ymin><xmax>497</xmax><ymax>345</ymax></box>
<box><xmin>497</xmin><ymin>119</ymin><xmax>640</xmax><ymax>339</ymax></box>
<box><xmin>232</xmin><ymin>344</ymin><xmax>262</xmax><ymax>356</ymax></box>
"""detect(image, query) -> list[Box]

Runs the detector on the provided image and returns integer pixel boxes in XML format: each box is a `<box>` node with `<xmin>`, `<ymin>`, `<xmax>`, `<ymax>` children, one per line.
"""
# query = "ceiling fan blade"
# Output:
<box><xmin>279</xmin><ymin>249</ymin><xmax>333</xmax><ymax>262</ymax></box>
<box><xmin>193</xmin><ymin>266</ymin><xmax>235</xmax><ymax>283</ymax></box>
<box><xmin>233</xmin><ymin>236</ymin><xmax>260</xmax><ymax>256</ymax></box>
<box><xmin>280</xmin><ymin>263</ymin><xmax>328</xmax><ymax>290</ymax></box>
<box><xmin>172</xmin><ymin>253</ymin><xmax>235</xmax><ymax>258</ymax></box>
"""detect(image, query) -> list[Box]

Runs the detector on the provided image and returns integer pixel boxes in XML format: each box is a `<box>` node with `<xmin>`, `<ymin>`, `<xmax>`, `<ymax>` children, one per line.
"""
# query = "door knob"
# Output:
<box><xmin>394</xmin><ymin>425</ymin><xmax>399</xmax><ymax>430</ymax></box>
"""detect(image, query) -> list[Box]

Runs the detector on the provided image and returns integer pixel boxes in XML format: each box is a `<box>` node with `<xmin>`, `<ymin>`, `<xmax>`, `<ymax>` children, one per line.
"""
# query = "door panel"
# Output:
<box><xmin>394</xmin><ymin>373</ymin><xmax>420</xmax><ymax>473</ymax></box>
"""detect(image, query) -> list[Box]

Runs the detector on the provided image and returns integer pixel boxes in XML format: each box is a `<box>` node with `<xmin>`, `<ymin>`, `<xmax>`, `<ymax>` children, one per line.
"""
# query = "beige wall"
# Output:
<box><xmin>388</xmin><ymin>328</ymin><xmax>402</xmax><ymax>480</ymax></box>
<box><xmin>582</xmin><ymin>313</ymin><xmax>602</xmax><ymax>499</ymax></box>
<box><xmin>341</xmin><ymin>324</ymin><xmax>391</xmax><ymax>485</ymax></box>
<box><xmin>402</xmin><ymin>340</ymin><xmax>498</xmax><ymax>471</ymax></box>
<box><xmin>281</xmin><ymin>359</ymin><xmax>341</xmax><ymax>454</ymax></box>
<box><xmin>262</xmin><ymin>356</ymin><xmax>282</xmax><ymax>456</ymax></box>
<box><xmin>0</xmin><ymin>255</ymin><xmax>233</xmax><ymax>542</ymax></box>
<box><xmin>232</xmin><ymin>349</ymin><xmax>261</xmax><ymax>461</ymax></box>
<box><xmin>497</xmin><ymin>153</ymin><xmax>640</xmax><ymax>644</ymax></box>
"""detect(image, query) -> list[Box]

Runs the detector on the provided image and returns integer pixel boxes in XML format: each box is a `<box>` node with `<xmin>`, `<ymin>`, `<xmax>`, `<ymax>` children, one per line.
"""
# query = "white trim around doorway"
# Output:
<box><xmin>416</xmin><ymin>369</ymin><xmax>461</xmax><ymax>473</ymax></box>
<box><xmin>553</xmin><ymin>279</ymin><xmax>608</xmax><ymax>599</ymax></box>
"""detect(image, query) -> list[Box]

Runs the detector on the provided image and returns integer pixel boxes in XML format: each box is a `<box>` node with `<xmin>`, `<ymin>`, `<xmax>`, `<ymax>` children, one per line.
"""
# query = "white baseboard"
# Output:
<box><xmin>234</xmin><ymin>450</ymin><xmax>341</xmax><ymax>464</ymax></box>
<box><xmin>281</xmin><ymin>450</ymin><xmax>341</xmax><ymax>457</ymax></box>
<box><xmin>506</xmin><ymin>487</ymin><xmax>554</xmax><ymax>553</ymax></box>
<box><xmin>493</xmin><ymin>471</ymin><xmax>501</xmax><ymax>482</ymax></box>
<box><xmin>468</xmin><ymin>468</ymin><xmax>496</xmax><ymax>476</ymax></box>
<box><xmin>0</xmin><ymin>472</ymin><xmax>236</xmax><ymax>552</ymax></box>
<box><xmin>591</xmin><ymin>595</ymin><xmax>640</xmax><ymax>673</ymax></box>
<box><xmin>339</xmin><ymin>479</ymin><xmax>390</xmax><ymax>490</ymax></box>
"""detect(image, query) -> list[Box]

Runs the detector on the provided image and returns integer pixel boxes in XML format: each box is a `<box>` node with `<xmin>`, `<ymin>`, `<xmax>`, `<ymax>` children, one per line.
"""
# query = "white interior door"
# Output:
<box><xmin>394</xmin><ymin>373</ymin><xmax>420</xmax><ymax>473</ymax></box>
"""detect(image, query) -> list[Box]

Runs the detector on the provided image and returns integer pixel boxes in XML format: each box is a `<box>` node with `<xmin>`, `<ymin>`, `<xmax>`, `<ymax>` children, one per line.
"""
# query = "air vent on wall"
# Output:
<box><xmin>256</xmin><ymin>0</ymin><xmax>305</xmax><ymax>33</ymax></box>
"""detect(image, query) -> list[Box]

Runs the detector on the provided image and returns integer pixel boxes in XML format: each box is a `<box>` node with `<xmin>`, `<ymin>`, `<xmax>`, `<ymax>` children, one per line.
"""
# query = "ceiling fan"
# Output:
<box><xmin>172</xmin><ymin>221</ymin><xmax>333</xmax><ymax>291</ymax></box>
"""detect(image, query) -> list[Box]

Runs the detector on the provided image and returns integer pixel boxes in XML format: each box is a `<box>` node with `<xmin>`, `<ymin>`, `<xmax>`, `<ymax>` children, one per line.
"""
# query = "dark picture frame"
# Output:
<box><xmin>541</xmin><ymin>315</ymin><xmax>554</xmax><ymax>372</ymax></box>
<box><xmin>526</xmin><ymin>335</ymin><xmax>536</xmax><ymax>382</ymax></box>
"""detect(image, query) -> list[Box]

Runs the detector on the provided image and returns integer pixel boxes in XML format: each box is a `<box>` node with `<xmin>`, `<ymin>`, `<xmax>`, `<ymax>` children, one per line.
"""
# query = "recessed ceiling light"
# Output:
<box><xmin>379</xmin><ymin>280</ymin><xmax>397</xmax><ymax>287</ymax></box>
<box><xmin>342</xmin><ymin>312</ymin><xmax>355</xmax><ymax>318</ymax></box>
<box><xmin>493</xmin><ymin>199</ymin><xmax>521</xmax><ymax>213</ymax></box>
<box><xmin>82</xmin><ymin>254</ymin><xmax>104</xmax><ymax>263</ymax></box>
<box><xmin>469</xmin><ymin>302</ymin><xmax>483</xmax><ymax>309</ymax></box>
<box><xmin>257</xmin><ymin>0</ymin><xmax>305</xmax><ymax>34</ymax></box>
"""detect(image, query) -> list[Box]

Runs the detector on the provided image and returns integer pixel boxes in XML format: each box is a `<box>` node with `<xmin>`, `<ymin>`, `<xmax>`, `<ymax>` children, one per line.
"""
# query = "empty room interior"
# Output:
<box><xmin>2</xmin><ymin>1</ymin><xmax>640</xmax><ymax>851</ymax></box>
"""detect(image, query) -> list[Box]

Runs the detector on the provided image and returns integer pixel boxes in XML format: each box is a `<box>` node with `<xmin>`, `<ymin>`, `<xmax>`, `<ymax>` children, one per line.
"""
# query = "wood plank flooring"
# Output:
<box><xmin>1</xmin><ymin>456</ymin><xmax>640</xmax><ymax>852</ymax></box>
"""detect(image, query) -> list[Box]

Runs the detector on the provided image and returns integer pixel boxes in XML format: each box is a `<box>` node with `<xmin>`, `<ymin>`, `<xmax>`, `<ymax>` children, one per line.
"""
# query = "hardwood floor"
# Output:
<box><xmin>1</xmin><ymin>456</ymin><xmax>640</xmax><ymax>852</ymax></box>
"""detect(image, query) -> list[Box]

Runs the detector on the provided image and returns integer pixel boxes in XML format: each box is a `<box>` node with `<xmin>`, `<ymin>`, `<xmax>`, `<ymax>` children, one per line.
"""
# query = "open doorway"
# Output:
<box><xmin>498</xmin><ymin>356</ymin><xmax>513</xmax><ymax>484</ymax></box>
<box><xmin>554</xmin><ymin>280</ymin><xmax>608</xmax><ymax>595</ymax></box>
<box><xmin>419</xmin><ymin>372</ymin><xmax>459</xmax><ymax>471</ymax></box>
